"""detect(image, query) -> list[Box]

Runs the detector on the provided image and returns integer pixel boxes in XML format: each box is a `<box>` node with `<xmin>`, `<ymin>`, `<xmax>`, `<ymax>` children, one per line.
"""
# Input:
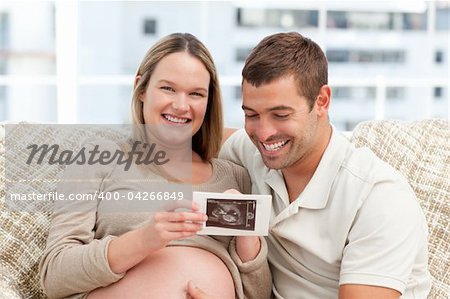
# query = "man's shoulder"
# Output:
<box><xmin>219</xmin><ymin>129</ymin><xmax>258</xmax><ymax>165</ymax></box>
<box><xmin>340</xmin><ymin>144</ymin><xmax>406</xmax><ymax>185</ymax></box>
<box><xmin>222</xmin><ymin>129</ymin><xmax>253</xmax><ymax>149</ymax></box>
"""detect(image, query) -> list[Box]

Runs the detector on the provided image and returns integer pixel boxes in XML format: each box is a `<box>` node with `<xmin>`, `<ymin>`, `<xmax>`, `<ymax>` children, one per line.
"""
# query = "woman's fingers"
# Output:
<box><xmin>153</xmin><ymin>211</ymin><xmax>207</xmax><ymax>223</ymax></box>
<box><xmin>224</xmin><ymin>189</ymin><xmax>241</xmax><ymax>194</ymax></box>
<box><xmin>162</xmin><ymin>200</ymin><xmax>200</xmax><ymax>212</ymax></box>
<box><xmin>157</xmin><ymin>221</ymin><xmax>204</xmax><ymax>233</ymax></box>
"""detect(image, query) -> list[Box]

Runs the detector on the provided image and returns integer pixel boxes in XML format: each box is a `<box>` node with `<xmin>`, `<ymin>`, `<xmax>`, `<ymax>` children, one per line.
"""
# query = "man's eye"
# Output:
<box><xmin>274</xmin><ymin>114</ymin><xmax>289</xmax><ymax>119</ymax></box>
<box><xmin>245</xmin><ymin>114</ymin><xmax>258</xmax><ymax>119</ymax></box>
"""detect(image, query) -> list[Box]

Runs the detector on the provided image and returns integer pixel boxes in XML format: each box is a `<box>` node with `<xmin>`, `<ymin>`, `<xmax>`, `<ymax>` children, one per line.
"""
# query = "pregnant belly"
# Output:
<box><xmin>89</xmin><ymin>246</ymin><xmax>235</xmax><ymax>299</ymax></box>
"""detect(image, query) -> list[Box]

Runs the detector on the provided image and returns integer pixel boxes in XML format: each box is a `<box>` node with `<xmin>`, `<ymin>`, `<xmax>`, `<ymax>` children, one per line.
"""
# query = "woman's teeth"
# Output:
<box><xmin>164</xmin><ymin>115</ymin><xmax>189</xmax><ymax>123</ymax></box>
<box><xmin>263</xmin><ymin>140</ymin><xmax>287</xmax><ymax>151</ymax></box>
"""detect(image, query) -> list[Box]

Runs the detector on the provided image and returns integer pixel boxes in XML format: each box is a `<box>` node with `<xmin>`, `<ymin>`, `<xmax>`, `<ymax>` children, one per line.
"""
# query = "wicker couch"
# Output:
<box><xmin>0</xmin><ymin>119</ymin><xmax>449</xmax><ymax>298</ymax></box>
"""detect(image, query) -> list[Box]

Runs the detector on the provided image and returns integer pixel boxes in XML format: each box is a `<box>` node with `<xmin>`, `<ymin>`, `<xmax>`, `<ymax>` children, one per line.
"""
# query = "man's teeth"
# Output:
<box><xmin>263</xmin><ymin>140</ymin><xmax>287</xmax><ymax>151</ymax></box>
<box><xmin>164</xmin><ymin>115</ymin><xmax>188</xmax><ymax>123</ymax></box>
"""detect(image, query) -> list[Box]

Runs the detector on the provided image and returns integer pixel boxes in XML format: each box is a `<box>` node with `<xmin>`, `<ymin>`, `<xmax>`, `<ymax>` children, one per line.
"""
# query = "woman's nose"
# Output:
<box><xmin>172</xmin><ymin>94</ymin><xmax>189</xmax><ymax>112</ymax></box>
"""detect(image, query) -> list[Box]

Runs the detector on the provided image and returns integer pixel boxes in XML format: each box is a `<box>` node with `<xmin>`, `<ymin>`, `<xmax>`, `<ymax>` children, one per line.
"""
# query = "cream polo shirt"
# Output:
<box><xmin>220</xmin><ymin>128</ymin><xmax>431</xmax><ymax>299</ymax></box>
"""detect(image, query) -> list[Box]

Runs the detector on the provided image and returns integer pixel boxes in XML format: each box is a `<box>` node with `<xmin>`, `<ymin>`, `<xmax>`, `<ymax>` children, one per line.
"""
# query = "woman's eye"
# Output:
<box><xmin>190</xmin><ymin>92</ymin><xmax>206</xmax><ymax>97</ymax></box>
<box><xmin>160</xmin><ymin>86</ymin><xmax>174</xmax><ymax>92</ymax></box>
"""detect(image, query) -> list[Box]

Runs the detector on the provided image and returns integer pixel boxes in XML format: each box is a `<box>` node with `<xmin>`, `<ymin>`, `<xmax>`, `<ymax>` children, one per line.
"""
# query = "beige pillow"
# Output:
<box><xmin>351</xmin><ymin>119</ymin><xmax>450</xmax><ymax>299</ymax></box>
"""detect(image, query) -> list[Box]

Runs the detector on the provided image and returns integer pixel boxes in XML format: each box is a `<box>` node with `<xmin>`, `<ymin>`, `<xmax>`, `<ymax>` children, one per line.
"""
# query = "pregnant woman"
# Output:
<box><xmin>39</xmin><ymin>33</ymin><xmax>271</xmax><ymax>299</ymax></box>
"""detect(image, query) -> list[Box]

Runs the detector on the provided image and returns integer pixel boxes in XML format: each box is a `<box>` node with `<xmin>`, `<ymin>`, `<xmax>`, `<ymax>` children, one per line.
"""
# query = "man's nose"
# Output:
<box><xmin>253</xmin><ymin>118</ymin><xmax>278</xmax><ymax>142</ymax></box>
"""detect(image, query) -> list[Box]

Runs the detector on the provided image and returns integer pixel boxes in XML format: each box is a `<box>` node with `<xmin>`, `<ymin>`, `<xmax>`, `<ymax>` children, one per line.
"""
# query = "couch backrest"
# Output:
<box><xmin>0</xmin><ymin>123</ymin><xmax>128</xmax><ymax>298</ymax></box>
<box><xmin>351</xmin><ymin>119</ymin><xmax>450</xmax><ymax>299</ymax></box>
<box><xmin>1</xmin><ymin>120</ymin><xmax>448</xmax><ymax>298</ymax></box>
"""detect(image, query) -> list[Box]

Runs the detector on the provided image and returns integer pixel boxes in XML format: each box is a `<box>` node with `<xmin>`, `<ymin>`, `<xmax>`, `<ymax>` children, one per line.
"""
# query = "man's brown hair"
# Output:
<box><xmin>242</xmin><ymin>32</ymin><xmax>328</xmax><ymax>110</ymax></box>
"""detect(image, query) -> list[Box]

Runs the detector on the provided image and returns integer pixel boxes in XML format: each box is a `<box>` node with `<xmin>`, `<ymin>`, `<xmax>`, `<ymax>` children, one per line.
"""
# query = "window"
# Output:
<box><xmin>434</xmin><ymin>87</ymin><xmax>443</xmax><ymax>98</ymax></box>
<box><xmin>328</xmin><ymin>11</ymin><xmax>394</xmax><ymax>30</ymax></box>
<box><xmin>0</xmin><ymin>13</ymin><xmax>9</xmax><ymax>74</ymax></box>
<box><xmin>0</xmin><ymin>13</ymin><xmax>8</xmax><ymax>120</ymax></box>
<box><xmin>333</xmin><ymin>87</ymin><xmax>351</xmax><ymax>99</ymax></box>
<box><xmin>436</xmin><ymin>1</ymin><xmax>450</xmax><ymax>30</ymax></box>
<box><xmin>355</xmin><ymin>87</ymin><xmax>376</xmax><ymax>99</ymax></box>
<box><xmin>435</xmin><ymin>50</ymin><xmax>444</xmax><ymax>64</ymax></box>
<box><xmin>0</xmin><ymin>13</ymin><xmax>9</xmax><ymax>49</ymax></box>
<box><xmin>327</xmin><ymin>11</ymin><xmax>427</xmax><ymax>31</ymax></box>
<box><xmin>234</xmin><ymin>86</ymin><xmax>242</xmax><ymax>100</ymax></box>
<box><xmin>0</xmin><ymin>86</ymin><xmax>5</xmax><ymax>120</ymax></box>
<box><xmin>332</xmin><ymin>87</ymin><xmax>376</xmax><ymax>100</ymax></box>
<box><xmin>143</xmin><ymin>18</ymin><xmax>157</xmax><ymax>35</ymax></box>
<box><xmin>386</xmin><ymin>87</ymin><xmax>405</xmax><ymax>100</ymax></box>
<box><xmin>381</xmin><ymin>51</ymin><xmax>405</xmax><ymax>63</ymax></box>
<box><xmin>326</xmin><ymin>50</ymin><xmax>350</xmax><ymax>62</ymax></box>
<box><xmin>237</xmin><ymin>8</ymin><xmax>318</xmax><ymax>29</ymax></box>
<box><xmin>0</xmin><ymin>58</ymin><xmax>6</xmax><ymax>75</ymax></box>
<box><xmin>327</xmin><ymin>49</ymin><xmax>405</xmax><ymax>63</ymax></box>
<box><xmin>402</xmin><ymin>13</ymin><xmax>427</xmax><ymax>30</ymax></box>
<box><xmin>236</xmin><ymin>48</ymin><xmax>251</xmax><ymax>62</ymax></box>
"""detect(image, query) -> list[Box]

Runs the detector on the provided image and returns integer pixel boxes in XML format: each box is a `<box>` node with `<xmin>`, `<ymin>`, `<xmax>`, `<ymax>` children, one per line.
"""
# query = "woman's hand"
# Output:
<box><xmin>108</xmin><ymin>200</ymin><xmax>207</xmax><ymax>274</ymax></box>
<box><xmin>139</xmin><ymin>207</ymin><xmax>207</xmax><ymax>253</ymax></box>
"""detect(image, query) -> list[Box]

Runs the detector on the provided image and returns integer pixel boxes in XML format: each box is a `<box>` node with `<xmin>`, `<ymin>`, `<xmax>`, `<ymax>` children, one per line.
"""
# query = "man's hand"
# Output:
<box><xmin>224</xmin><ymin>189</ymin><xmax>261</xmax><ymax>262</ymax></box>
<box><xmin>236</xmin><ymin>236</ymin><xmax>260</xmax><ymax>262</ymax></box>
<box><xmin>186</xmin><ymin>281</ymin><xmax>215</xmax><ymax>299</ymax></box>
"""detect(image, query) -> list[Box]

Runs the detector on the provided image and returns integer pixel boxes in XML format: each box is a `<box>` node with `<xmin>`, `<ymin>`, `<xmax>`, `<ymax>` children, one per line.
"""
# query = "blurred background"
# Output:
<box><xmin>0</xmin><ymin>0</ymin><xmax>448</xmax><ymax>130</ymax></box>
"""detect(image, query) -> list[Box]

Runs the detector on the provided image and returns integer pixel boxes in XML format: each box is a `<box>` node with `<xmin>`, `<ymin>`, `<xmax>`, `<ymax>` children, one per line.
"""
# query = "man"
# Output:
<box><xmin>217</xmin><ymin>32</ymin><xmax>431</xmax><ymax>298</ymax></box>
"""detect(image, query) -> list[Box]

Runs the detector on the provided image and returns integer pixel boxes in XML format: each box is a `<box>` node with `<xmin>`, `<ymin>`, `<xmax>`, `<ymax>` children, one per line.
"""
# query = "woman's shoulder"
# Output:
<box><xmin>211</xmin><ymin>158</ymin><xmax>251</xmax><ymax>194</ymax></box>
<box><xmin>211</xmin><ymin>158</ymin><xmax>247</xmax><ymax>174</ymax></box>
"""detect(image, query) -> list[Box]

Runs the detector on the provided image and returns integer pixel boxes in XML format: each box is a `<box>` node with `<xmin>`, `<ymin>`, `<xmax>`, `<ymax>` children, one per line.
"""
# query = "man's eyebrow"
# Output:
<box><xmin>267</xmin><ymin>106</ymin><xmax>295</xmax><ymax>112</ymax></box>
<box><xmin>241</xmin><ymin>105</ymin><xmax>255</xmax><ymax>111</ymax></box>
<box><xmin>242</xmin><ymin>105</ymin><xmax>295</xmax><ymax>112</ymax></box>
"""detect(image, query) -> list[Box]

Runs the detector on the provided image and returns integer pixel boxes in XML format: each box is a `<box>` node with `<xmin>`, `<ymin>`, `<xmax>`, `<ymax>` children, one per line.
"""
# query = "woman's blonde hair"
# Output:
<box><xmin>131</xmin><ymin>33</ymin><xmax>223</xmax><ymax>161</ymax></box>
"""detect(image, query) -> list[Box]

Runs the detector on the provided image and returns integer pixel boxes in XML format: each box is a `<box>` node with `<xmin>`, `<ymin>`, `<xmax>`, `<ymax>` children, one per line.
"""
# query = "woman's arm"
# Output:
<box><xmin>108</xmin><ymin>205</ymin><xmax>207</xmax><ymax>274</ymax></box>
<box><xmin>39</xmin><ymin>141</ymin><xmax>208</xmax><ymax>298</ymax></box>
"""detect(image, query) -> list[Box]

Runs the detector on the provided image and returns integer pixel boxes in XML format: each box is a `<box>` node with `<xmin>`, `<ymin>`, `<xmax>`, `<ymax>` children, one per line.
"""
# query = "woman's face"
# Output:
<box><xmin>139</xmin><ymin>51</ymin><xmax>210</xmax><ymax>146</ymax></box>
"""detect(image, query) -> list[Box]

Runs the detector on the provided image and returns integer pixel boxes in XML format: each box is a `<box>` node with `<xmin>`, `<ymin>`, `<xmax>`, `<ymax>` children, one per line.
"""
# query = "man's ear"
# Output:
<box><xmin>315</xmin><ymin>85</ymin><xmax>331</xmax><ymax>117</ymax></box>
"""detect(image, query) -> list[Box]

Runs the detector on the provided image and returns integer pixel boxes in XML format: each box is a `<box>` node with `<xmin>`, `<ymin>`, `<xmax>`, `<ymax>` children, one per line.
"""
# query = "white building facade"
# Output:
<box><xmin>0</xmin><ymin>1</ymin><xmax>448</xmax><ymax>130</ymax></box>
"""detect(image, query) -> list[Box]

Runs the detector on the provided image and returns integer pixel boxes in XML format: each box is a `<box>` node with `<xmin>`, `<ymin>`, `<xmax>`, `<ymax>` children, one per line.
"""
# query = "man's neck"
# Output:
<box><xmin>282</xmin><ymin>124</ymin><xmax>332</xmax><ymax>203</ymax></box>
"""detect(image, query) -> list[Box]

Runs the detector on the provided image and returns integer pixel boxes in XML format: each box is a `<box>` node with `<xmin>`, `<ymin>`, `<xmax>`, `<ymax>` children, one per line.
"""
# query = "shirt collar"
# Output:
<box><xmin>264</xmin><ymin>126</ymin><xmax>350</xmax><ymax>210</ymax></box>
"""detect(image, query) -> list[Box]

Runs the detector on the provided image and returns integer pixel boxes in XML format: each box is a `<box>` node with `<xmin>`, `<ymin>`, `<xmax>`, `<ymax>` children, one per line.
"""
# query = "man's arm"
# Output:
<box><xmin>339</xmin><ymin>284</ymin><xmax>400</xmax><ymax>299</ymax></box>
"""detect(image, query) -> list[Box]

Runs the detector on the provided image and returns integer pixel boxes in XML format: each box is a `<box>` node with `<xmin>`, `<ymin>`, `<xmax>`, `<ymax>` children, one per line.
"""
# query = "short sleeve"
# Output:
<box><xmin>339</xmin><ymin>178</ymin><xmax>428</xmax><ymax>294</ymax></box>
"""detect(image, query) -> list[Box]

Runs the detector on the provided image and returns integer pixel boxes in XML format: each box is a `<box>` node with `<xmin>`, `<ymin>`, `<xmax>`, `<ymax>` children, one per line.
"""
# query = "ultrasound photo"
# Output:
<box><xmin>206</xmin><ymin>198</ymin><xmax>256</xmax><ymax>230</ymax></box>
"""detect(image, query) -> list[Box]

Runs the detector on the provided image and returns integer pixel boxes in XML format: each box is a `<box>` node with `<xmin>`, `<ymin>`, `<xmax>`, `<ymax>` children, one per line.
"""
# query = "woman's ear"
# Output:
<box><xmin>134</xmin><ymin>75</ymin><xmax>144</xmax><ymax>102</ymax></box>
<box><xmin>134</xmin><ymin>75</ymin><xmax>141</xmax><ymax>90</ymax></box>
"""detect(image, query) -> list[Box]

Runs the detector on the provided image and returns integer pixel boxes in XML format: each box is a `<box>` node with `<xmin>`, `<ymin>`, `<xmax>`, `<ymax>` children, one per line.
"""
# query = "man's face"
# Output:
<box><xmin>242</xmin><ymin>75</ymin><xmax>319</xmax><ymax>170</ymax></box>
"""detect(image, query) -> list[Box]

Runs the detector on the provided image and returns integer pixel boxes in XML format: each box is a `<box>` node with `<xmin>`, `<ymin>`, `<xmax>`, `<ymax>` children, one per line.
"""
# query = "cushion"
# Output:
<box><xmin>351</xmin><ymin>119</ymin><xmax>450</xmax><ymax>299</ymax></box>
<box><xmin>0</xmin><ymin>123</ymin><xmax>127</xmax><ymax>298</ymax></box>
